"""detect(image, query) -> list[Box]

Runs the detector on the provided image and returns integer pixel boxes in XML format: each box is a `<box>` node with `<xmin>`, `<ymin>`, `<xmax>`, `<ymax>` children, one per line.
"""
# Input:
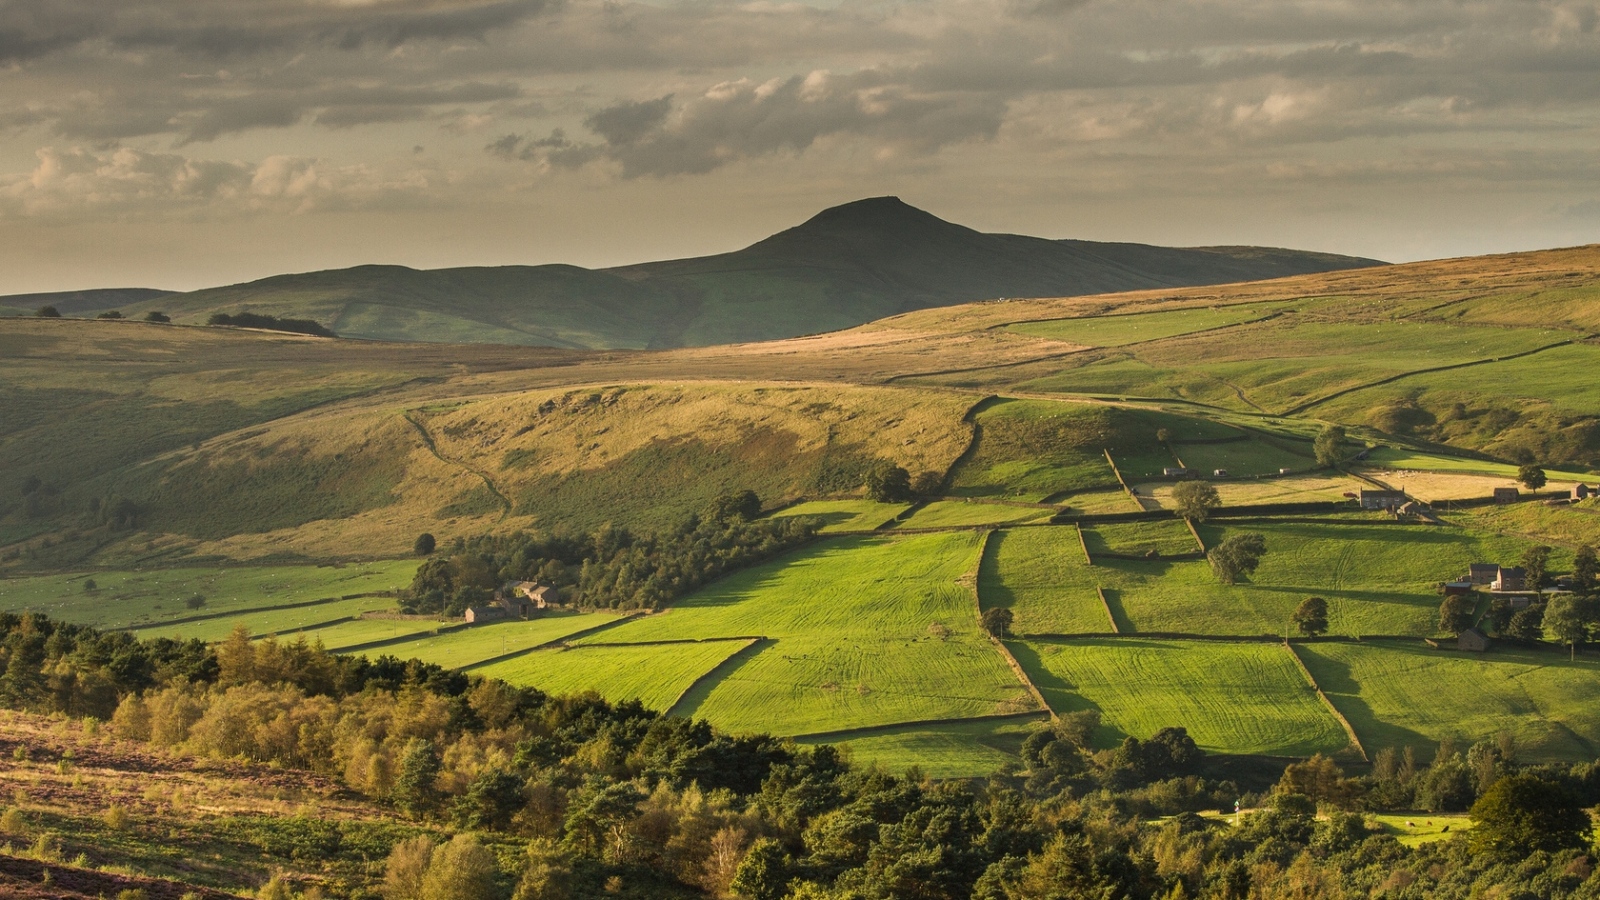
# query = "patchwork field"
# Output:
<box><xmin>794</xmin><ymin>715</ymin><xmax>1046</xmax><ymax>780</ymax></box>
<box><xmin>582</xmin><ymin>533</ymin><xmax>1037</xmax><ymax>735</ymax></box>
<box><xmin>1138</xmin><ymin>472</ymin><xmax>1366</xmax><ymax>509</ymax></box>
<box><xmin>1082</xmin><ymin>520</ymin><xmax>1199</xmax><ymax>557</ymax></box>
<box><xmin>477</xmin><ymin>640</ymin><xmax>751</xmax><ymax>712</ymax></box>
<box><xmin>1013</xmin><ymin>638</ymin><xmax>1349</xmax><ymax>756</ymax></box>
<box><xmin>130</xmin><ymin>596</ymin><xmax>402</xmax><ymax>642</ymax></box>
<box><xmin>0</xmin><ymin>561</ymin><xmax>416</xmax><ymax>630</ymax></box>
<box><xmin>369</xmin><ymin>611</ymin><xmax>621</xmax><ymax>669</ymax></box>
<box><xmin>1297</xmin><ymin>642</ymin><xmax>1600</xmax><ymax>762</ymax></box>
<box><xmin>977</xmin><ymin>527</ymin><xmax>1116</xmax><ymax>635</ymax></box>
<box><xmin>1171</xmin><ymin>438</ymin><xmax>1315</xmax><ymax>477</ymax></box>
<box><xmin>893</xmin><ymin>501</ymin><xmax>1054</xmax><ymax>529</ymax></box>
<box><xmin>768</xmin><ymin>499</ymin><xmax>910</xmax><ymax>533</ymax></box>
<box><xmin>1005</xmin><ymin>300</ymin><xmax>1300</xmax><ymax>347</ymax></box>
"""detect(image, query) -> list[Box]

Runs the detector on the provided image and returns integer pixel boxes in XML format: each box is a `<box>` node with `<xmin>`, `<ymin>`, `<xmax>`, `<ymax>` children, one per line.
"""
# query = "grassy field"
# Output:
<box><xmin>1297</xmin><ymin>642</ymin><xmax>1600</xmax><ymax>761</ymax></box>
<box><xmin>893</xmin><ymin>501</ymin><xmax>1054</xmax><ymax>529</ymax></box>
<box><xmin>1013</xmin><ymin>638</ymin><xmax>1349</xmax><ymax>756</ymax></box>
<box><xmin>1174</xmin><ymin>438</ymin><xmax>1315</xmax><ymax>477</ymax></box>
<box><xmin>1057</xmin><ymin>486</ymin><xmax>1141</xmax><ymax>514</ymax></box>
<box><xmin>1005</xmin><ymin>300</ymin><xmax>1300</xmax><ymax>347</ymax></box>
<box><xmin>977</xmin><ymin>528</ymin><xmax>1116</xmax><ymax>635</ymax></box>
<box><xmin>794</xmin><ymin>715</ymin><xmax>1045</xmax><ymax>779</ymax></box>
<box><xmin>313</xmin><ymin>617</ymin><xmax>462</xmax><ymax>650</ymax></box>
<box><xmin>1368</xmin><ymin>813</ymin><xmax>1475</xmax><ymax>846</ymax></box>
<box><xmin>582</xmin><ymin>533</ymin><xmax>1036</xmax><ymax>735</ymax></box>
<box><xmin>1454</xmin><ymin>503</ymin><xmax>1600</xmax><ymax>549</ymax></box>
<box><xmin>1083</xmin><ymin>520</ymin><xmax>1199</xmax><ymax>557</ymax></box>
<box><xmin>1138</xmin><ymin>472</ymin><xmax>1365</xmax><ymax>508</ymax></box>
<box><xmin>361</xmin><ymin>611</ymin><xmax>622</xmax><ymax>669</ymax></box>
<box><xmin>477</xmin><ymin>640</ymin><xmax>753</xmax><ymax>711</ymax></box>
<box><xmin>946</xmin><ymin>399</ymin><xmax>1122</xmax><ymax>501</ymax></box>
<box><xmin>130</xmin><ymin>596</ymin><xmax>403</xmax><ymax>642</ymax></box>
<box><xmin>769</xmin><ymin>499</ymin><xmax>910</xmax><ymax>533</ymax></box>
<box><xmin>1360</xmin><ymin>448</ymin><xmax>1594</xmax><ymax>482</ymax></box>
<box><xmin>0</xmin><ymin>561</ymin><xmax>416</xmax><ymax>630</ymax></box>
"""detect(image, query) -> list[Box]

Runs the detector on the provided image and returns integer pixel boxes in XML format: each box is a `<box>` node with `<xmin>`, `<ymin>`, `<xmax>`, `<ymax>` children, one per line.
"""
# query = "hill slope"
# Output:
<box><xmin>115</xmin><ymin>197</ymin><xmax>1383</xmax><ymax>348</ymax></box>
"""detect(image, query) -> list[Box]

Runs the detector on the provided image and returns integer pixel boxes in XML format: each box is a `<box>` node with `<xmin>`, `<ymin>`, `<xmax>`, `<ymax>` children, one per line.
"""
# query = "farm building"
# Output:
<box><xmin>1212</xmin><ymin>468</ymin><xmax>1229</xmax><ymax>477</ymax></box>
<box><xmin>1467</xmin><ymin>563</ymin><xmax>1499</xmax><ymax>585</ymax></box>
<box><xmin>1573</xmin><ymin>484</ymin><xmax>1593</xmax><ymax>501</ymax></box>
<box><xmin>1443</xmin><ymin>581</ymin><xmax>1474</xmax><ymax>597</ymax></box>
<box><xmin>1492</xmin><ymin>567</ymin><xmax>1527</xmax><ymax>592</ymax></box>
<box><xmin>1359</xmin><ymin>489</ymin><xmax>1407</xmax><ymax>511</ymax></box>
<box><xmin>1458</xmin><ymin>628</ymin><xmax>1490</xmax><ymax>652</ymax></box>
<box><xmin>464</xmin><ymin>605</ymin><xmax>508</xmax><ymax>624</ymax></box>
<box><xmin>1493</xmin><ymin>487</ymin><xmax>1520</xmax><ymax>504</ymax></box>
<box><xmin>496</xmin><ymin>581</ymin><xmax>558</xmax><ymax>618</ymax></box>
<box><xmin>1163</xmin><ymin>467</ymin><xmax>1189</xmax><ymax>477</ymax></box>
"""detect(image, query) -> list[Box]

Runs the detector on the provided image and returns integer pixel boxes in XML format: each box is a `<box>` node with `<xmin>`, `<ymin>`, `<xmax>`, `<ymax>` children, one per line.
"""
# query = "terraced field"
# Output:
<box><xmin>1013</xmin><ymin>638</ymin><xmax>1349</xmax><ymax>756</ymax></box>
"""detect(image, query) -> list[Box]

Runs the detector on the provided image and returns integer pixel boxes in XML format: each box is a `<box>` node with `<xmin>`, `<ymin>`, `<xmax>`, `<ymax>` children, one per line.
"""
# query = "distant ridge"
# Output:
<box><xmin>0</xmin><ymin>287</ymin><xmax>173</xmax><ymax>316</ymax></box>
<box><xmin>12</xmin><ymin>198</ymin><xmax>1384</xmax><ymax>348</ymax></box>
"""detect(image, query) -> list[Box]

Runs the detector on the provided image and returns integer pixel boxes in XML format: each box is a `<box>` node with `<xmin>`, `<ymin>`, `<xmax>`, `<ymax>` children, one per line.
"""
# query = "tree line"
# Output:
<box><xmin>404</xmin><ymin>492</ymin><xmax>816</xmax><ymax>615</ymax></box>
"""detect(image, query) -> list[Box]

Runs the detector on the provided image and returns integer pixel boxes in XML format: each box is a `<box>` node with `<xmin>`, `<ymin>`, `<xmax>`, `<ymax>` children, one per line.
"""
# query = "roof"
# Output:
<box><xmin>1360</xmin><ymin>489</ymin><xmax>1405</xmax><ymax>498</ymax></box>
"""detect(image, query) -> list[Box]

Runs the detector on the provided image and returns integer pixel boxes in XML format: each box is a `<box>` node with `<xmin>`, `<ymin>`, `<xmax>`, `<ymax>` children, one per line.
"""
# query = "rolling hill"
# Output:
<box><xmin>47</xmin><ymin>197</ymin><xmax>1382</xmax><ymax>348</ymax></box>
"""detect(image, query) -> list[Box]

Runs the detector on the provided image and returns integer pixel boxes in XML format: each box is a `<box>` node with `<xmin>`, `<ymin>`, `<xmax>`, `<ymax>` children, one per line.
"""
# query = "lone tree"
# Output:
<box><xmin>1313</xmin><ymin>425</ymin><xmax>1347</xmax><ymax>468</ymax></box>
<box><xmin>143</xmin><ymin>311</ymin><xmax>170</xmax><ymax>323</ymax></box>
<box><xmin>1293</xmin><ymin>596</ymin><xmax>1329</xmax><ymax>637</ymax></box>
<box><xmin>1172</xmin><ymin>480</ymin><xmax>1221</xmax><ymax>522</ymax></box>
<box><xmin>864</xmin><ymin>462</ymin><xmax>912</xmax><ymax>503</ymax></box>
<box><xmin>1208</xmin><ymin>533</ymin><xmax>1266</xmax><ymax>584</ymax></box>
<box><xmin>1521</xmin><ymin>544</ymin><xmax>1550</xmax><ymax>592</ymax></box>
<box><xmin>184</xmin><ymin>593</ymin><xmax>206</xmax><ymax>610</ymax></box>
<box><xmin>1544</xmin><ymin>594</ymin><xmax>1586</xmax><ymax>660</ymax></box>
<box><xmin>1517</xmin><ymin>464</ymin><xmax>1547</xmax><ymax>491</ymax></box>
<box><xmin>1438</xmin><ymin>594</ymin><xmax>1475</xmax><ymax>636</ymax></box>
<box><xmin>34</xmin><ymin>305</ymin><xmax>60</xmax><ymax>318</ymax></box>
<box><xmin>981</xmin><ymin>607</ymin><xmax>1014</xmax><ymax>638</ymax></box>
<box><xmin>1470</xmin><ymin>774</ymin><xmax>1592</xmax><ymax>857</ymax></box>
<box><xmin>413</xmin><ymin>533</ymin><xmax>437</xmax><ymax>556</ymax></box>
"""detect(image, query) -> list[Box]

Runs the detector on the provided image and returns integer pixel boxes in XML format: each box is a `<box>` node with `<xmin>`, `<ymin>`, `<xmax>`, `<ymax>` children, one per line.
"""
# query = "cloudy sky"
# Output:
<box><xmin>2</xmin><ymin>0</ymin><xmax>1598</xmax><ymax>292</ymax></box>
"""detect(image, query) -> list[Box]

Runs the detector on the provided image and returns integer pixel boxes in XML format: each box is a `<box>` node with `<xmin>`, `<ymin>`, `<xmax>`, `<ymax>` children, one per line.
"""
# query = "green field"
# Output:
<box><xmin>364</xmin><ymin>611</ymin><xmax>622</xmax><ymax>669</ymax></box>
<box><xmin>1006</xmin><ymin>301</ymin><xmax>1299</xmax><ymax>347</ymax></box>
<box><xmin>1082</xmin><ymin>520</ymin><xmax>1198</xmax><ymax>557</ymax></box>
<box><xmin>1313</xmin><ymin>343</ymin><xmax>1600</xmax><ymax>419</ymax></box>
<box><xmin>769</xmin><ymin>499</ymin><xmax>910</xmax><ymax>533</ymax></box>
<box><xmin>130</xmin><ymin>595</ymin><xmax>402</xmax><ymax>642</ymax></box>
<box><xmin>1368</xmin><ymin>813</ymin><xmax>1475</xmax><ymax>847</ymax></box>
<box><xmin>977</xmin><ymin>528</ymin><xmax>1114</xmax><ymax>635</ymax></box>
<box><xmin>583</xmin><ymin>533</ymin><xmax>1036</xmax><ymax>735</ymax></box>
<box><xmin>1359</xmin><ymin>448</ymin><xmax>1593</xmax><ymax>482</ymax></box>
<box><xmin>314</xmin><ymin>617</ymin><xmax>462</xmax><ymax>650</ymax></box>
<box><xmin>1014</xmin><ymin>638</ymin><xmax>1348</xmax><ymax>756</ymax></box>
<box><xmin>1174</xmin><ymin>438</ymin><xmax>1315</xmax><ymax>477</ymax></box>
<box><xmin>477</xmin><ymin>640</ymin><xmax>753</xmax><ymax>712</ymax></box>
<box><xmin>1297</xmin><ymin>642</ymin><xmax>1600</xmax><ymax>762</ymax></box>
<box><xmin>893</xmin><ymin>501</ymin><xmax>1054</xmax><ymax>529</ymax></box>
<box><xmin>0</xmin><ymin>561</ymin><xmax>416</xmax><ymax>630</ymax></box>
<box><xmin>946</xmin><ymin>400</ymin><xmax>1122</xmax><ymax>501</ymax></box>
<box><xmin>795</xmin><ymin>715</ymin><xmax>1046</xmax><ymax>779</ymax></box>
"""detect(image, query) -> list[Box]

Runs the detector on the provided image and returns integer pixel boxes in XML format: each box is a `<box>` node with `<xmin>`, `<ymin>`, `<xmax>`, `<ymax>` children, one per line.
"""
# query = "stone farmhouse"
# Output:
<box><xmin>1358</xmin><ymin>489</ymin><xmax>1407</xmax><ymax>511</ymax></box>
<box><xmin>463</xmin><ymin>581</ymin><xmax>561</xmax><ymax>623</ymax></box>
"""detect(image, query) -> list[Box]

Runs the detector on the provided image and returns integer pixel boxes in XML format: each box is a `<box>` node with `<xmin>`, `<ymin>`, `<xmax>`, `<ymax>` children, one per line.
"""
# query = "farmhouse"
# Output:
<box><xmin>1458</xmin><ymin>628</ymin><xmax>1490</xmax><ymax>652</ymax></box>
<box><xmin>1467</xmin><ymin>563</ymin><xmax>1500</xmax><ymax>585</ymax></box>
<box><xmin>1493</xmin><ymin>487</ymin><xmax>1520</xmax><ymax>504</ymax></box>
<box><xmin>1492</xmin><ymin>567</ymin><xmax>1527</xmax><ymax>593</ymax></box>
<box><xmin>1442</xmin><ymin>581</ymin><xmax>1474</xmax><ymax>597</ymax></box>
<box><xmin>1359</xmin><ymin>489</ymin><xmax>1407</xmax><ymax>511</ymax></box>
<box><xmin>464</xmin><ymin>604</ymin><xmax>508</xmax><ymax>624</ymax></box>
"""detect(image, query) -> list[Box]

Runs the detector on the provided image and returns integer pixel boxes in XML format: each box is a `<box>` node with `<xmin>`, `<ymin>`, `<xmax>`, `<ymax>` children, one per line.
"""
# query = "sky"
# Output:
<box><xmin>2</xmin><ymin>0</ymin><xmax>1598</xmax><ymax>293</ymax></box>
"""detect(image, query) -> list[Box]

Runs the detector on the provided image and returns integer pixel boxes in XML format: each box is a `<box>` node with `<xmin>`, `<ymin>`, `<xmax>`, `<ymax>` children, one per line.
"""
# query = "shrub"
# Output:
<box><xmin>143</xmin><ymin>311</ymin><xmax>171</xmax><ymax>323</ymax></box>
<box><xmin>35</xmin><ymin>305</ymin><xmax>61</xmax><ymax>318</ymax></box>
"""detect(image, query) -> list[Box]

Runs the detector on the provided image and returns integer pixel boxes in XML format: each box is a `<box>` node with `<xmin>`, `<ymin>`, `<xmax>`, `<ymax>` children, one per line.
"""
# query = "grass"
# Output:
<box><xmin>1297</xmin><ymin>642</ymin><xmax>1600</xmax><ymax>762</ymax></box>
<box><xmin>476</xmin><ymin>640</ymin><xmax>752</xmax><ymax>711</ymax></box>
<box><xmin>1057</xmin><ymin>486</ymin><xmax>1141</xmax><ymax>514</ymax></box>
<box><xmin>1082</xmin><ymin>520</ymin><xmax>1199</xmax><ymax>557</ymax></box>
<box><xmin>893</xmin><ymin>501</ymin><xmax>1054</xmax><ymax>529</ymax></box>
<box><xmin>1174</xmin><ymin>438</ymin><xmax>1315</xmax><ymax>477</ymax></box>
<box><xmin>581</xmin><ymin>533</ymin><xmax>1036</xmax><ymax>735</ymax></box>
<box><xmin>1005</xmin><ymin>300</ymin><xmax>1300</xmax><ymax>347</ymax></box>
<box><xmin>984</xmin><ymin>520</ymin><xmax>1552</xmax><ymax>637</ymax></box>
<box><xmin>1138</xmin><ymin>472</ymin><xmax>1367</xmax><ymax>508</ymax></box>
<box><xmin>0</xmin><ymin>561</ymin><xmax>416</xmax><ymax>630</ymax></box>
<box><xmin>769</xmin><ymin>499</ymin><xmax>910</xmax><ymax>533</ymax></box>
<box><xmin>1454</xmin><ymin>503</ymin><xmax>1600</xmax><ymax>549</ymax></box>
<box><xmin>794</xmin><ymin>715</ymin><xmax>1044</xmax><ymax>779</ymax></box>
<box><xmin>314</xmin><ymin>617</ymin><xmax>461</xmax><ymax>650</ymax></box>
<box><xmin>1360</xmin><ymin>448</ymin><xmax>1593</xmax><ymax>482</ymax></box>
<box><xmin>359</xmin><ymin>611</ymin><xmax>622</xmax><ymax>669</ymax></box>
<box><xmin>130</xmin><ymin>596</ymin><xmax>402</xmax><ymax>642</ymax></box>
<box><xmin>1368</xmin><ymin>813</ymin><xmax>1475</xmax><ymax>847</ymax></box>
<box><xmin>977</xmin><ymin>528</ymin><xmax>1116</xmax><ymax>635</ymax></box>
<box><xmin>1012</xmin><ymin>638</ymin><xmax>1349</xmax><ymax>756</ymax></box>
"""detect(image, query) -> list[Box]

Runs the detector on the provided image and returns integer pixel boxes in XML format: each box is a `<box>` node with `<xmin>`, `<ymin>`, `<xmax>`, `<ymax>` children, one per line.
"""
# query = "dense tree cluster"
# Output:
<box><xmin>3</xmin><ymin>612</ymin><xmax>1600</xmax><ymax>899</ymax></box>
<box><xmin>206</xmin><ymin>311</ymin><xmax>337</xmax><ymax>338</ymax></box>
<box><xmin>404</xmin><ymin>496</ymin><xmax>816</xmax><ymax>615</ymax></box>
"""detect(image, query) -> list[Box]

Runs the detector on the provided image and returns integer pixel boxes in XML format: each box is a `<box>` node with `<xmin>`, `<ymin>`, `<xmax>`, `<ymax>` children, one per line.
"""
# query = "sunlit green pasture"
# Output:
<box><xmin>368</xmin><ymin>611</ymin><xmax>622</xmax><ymax>670</ymax></box>
<box><xmin>582</xmin><ymin>533</ymin><xmax>1036</xmax><ymax>735</ymax></box>
<box><xmin>1297</xmin><ymin>642</ymin><xmax>1600</xmax><ymax>762</ymax></box>
<box><xmin>0</xmin><ymin>560</ymin><xmax>416</xmax><ymax>630</ymax></box>
<box><xmin>1360</xmin><ymin>447</ymin><xmax>1593</xmax><ymax>482</ymax></box>
<box><xmin>1175</xmin><ymin>439</ymin><xmax>1315</xmax><ymax>477</ymax></box>
<box><xmin>977</xmin><ymin>528</ymin><xmax>1116</xmax><ymax>635</ymax></box>
<box><xmin>314</xmin><ymin>617</ymin><xmax>461</xmax><ymax>650</ymax></box>
<box><xmin>477</xmin><ymin>640</ymin><xmax>754</xmax><ymax>712</ymax></box>
<box><xmin>893</xmin><ymin>501</ymin><xmax>1053</xmax><ymax>529</ymax></box>
<box><xmin>795</xmin><ymin>715</ymin><xmax>1046</xmax><ymax>779</ymax></box>
<box><xmin>131</xmin><ymin>595</ymin><xmax>401</xmax><ymax>642</ymax></box>
<box><xmin>1005</xmin><ymin>300</ymin><xmax>1299</xmax><ymax>347</ymax></box>
<box><xmin>1083</xmin><ymin>520</ymin><xmax>1198</xmax><ymax>557</ymax></box>
<box><xmin>1013</xmin><ymin>638</ymin><xmax>1348</xmax><ymax>756</ymax></box>
<box><xmin>768</xmin><ymin>499</ymin><xmax>910</xmax><ymax>533</ymax></box>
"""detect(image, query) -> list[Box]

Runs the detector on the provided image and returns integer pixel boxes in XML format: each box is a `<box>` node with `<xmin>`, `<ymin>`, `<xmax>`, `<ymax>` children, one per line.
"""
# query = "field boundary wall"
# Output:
<box><xmin>455</xmin><ymin>613</ymin><xmax>645</xmax><ymax>670</ymax></box>
<box><xmin>1076</xmin><ymin>523</ymin><xmax>1094</xmax><ymax>566</ymax></box>
<box><xmin>1095</xmin><ymin>587</ymin><xmax>1120</xmax><ymax>634</ymax></box>
<box><xmin>118</xmin><ymin>590</ymin><xmax>397</xmax><ymax>633</ymax></box>
<box><xmin>790</xmin><ymin>709</ymin><xmax>1051</xmax><ymax>743</ymax></box>
<box><xmin>665</xmin><ymin>637</ymin><xmax>768</xmax><ymax>719</ymax></box>
<box><xmin>969</xmin><ymin>530</ymin><xmax>1055</xmax><ymax>719</ymax></box>
<box><xmin>1282</xmin><ymin>642</ymin><xmax>1368</xmax><ymax>762</ymax></box>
